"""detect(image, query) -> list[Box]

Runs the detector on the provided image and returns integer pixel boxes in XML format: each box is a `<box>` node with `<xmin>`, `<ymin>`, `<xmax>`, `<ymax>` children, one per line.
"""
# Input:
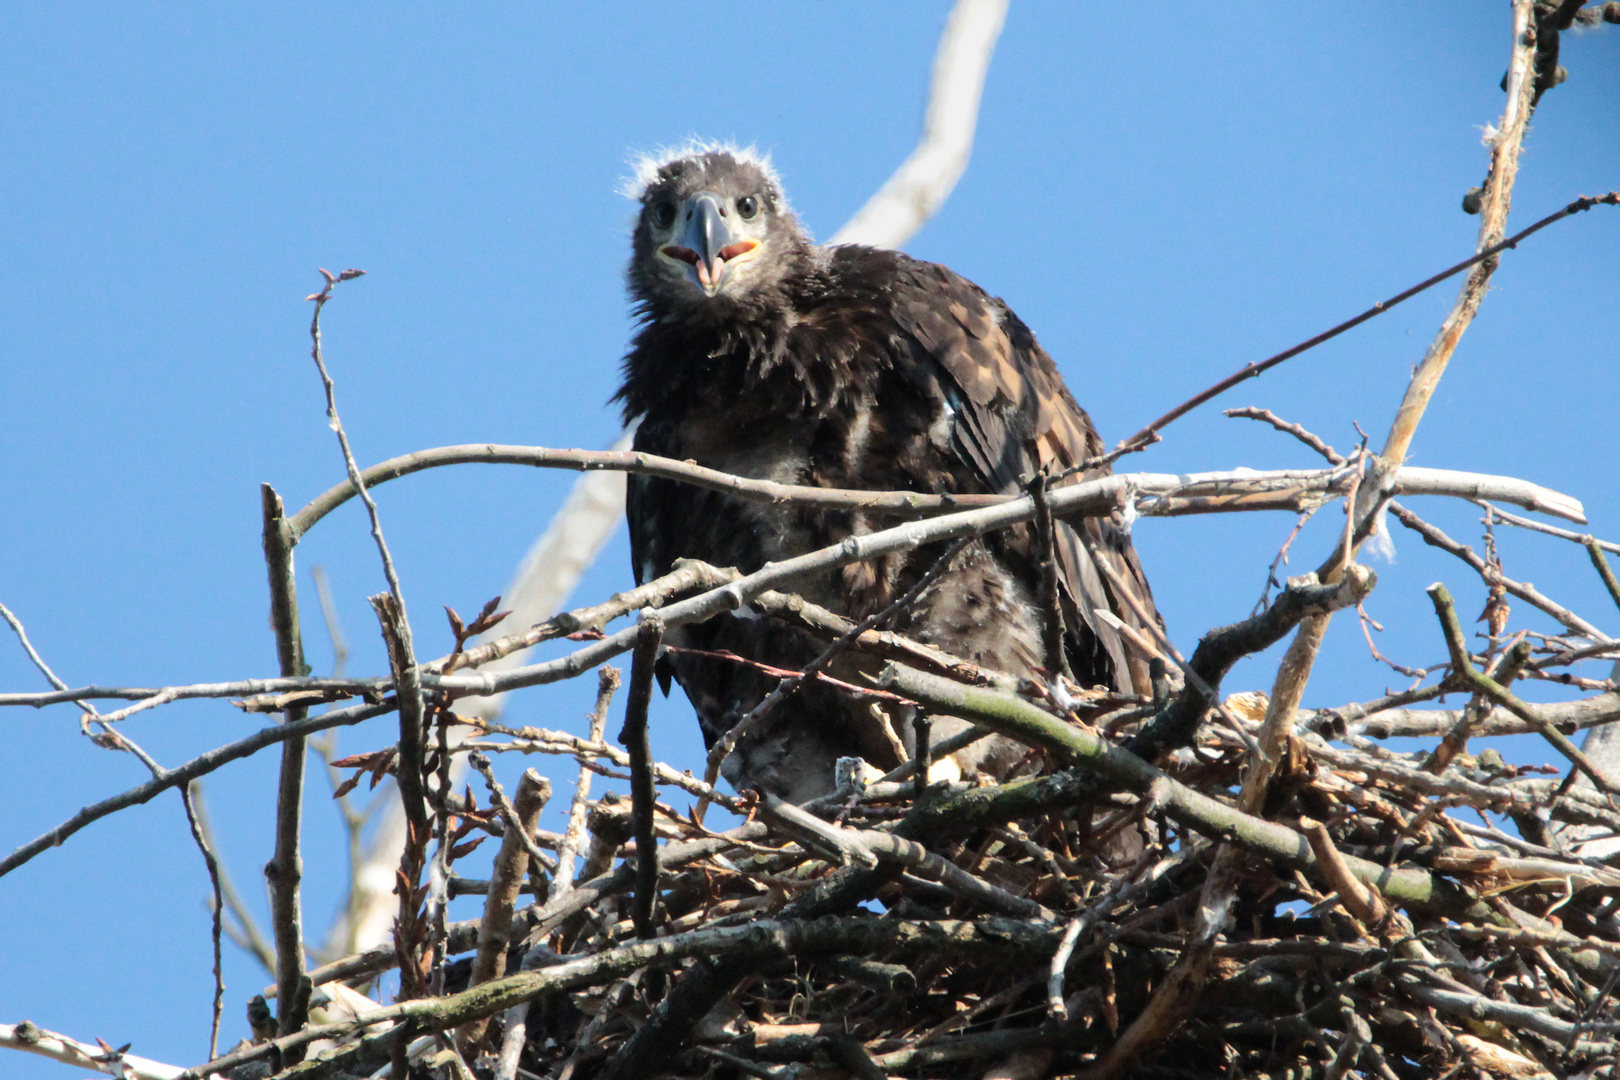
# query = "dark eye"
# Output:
<box><xmin>736</xmin><ymin>195</ymin><xmax>759</xmax><ymax>220</ymax></box>
<box><xmin>651</xmin><ymin>201</ymin><xmax>677</xmax><ymax>229</ymax></box>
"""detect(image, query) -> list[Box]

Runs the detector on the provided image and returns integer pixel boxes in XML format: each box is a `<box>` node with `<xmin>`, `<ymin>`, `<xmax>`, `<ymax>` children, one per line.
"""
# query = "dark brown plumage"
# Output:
<box><xmin>618</xmin><ymin>145</ymin><xmax>1161</xmax><ymax>802</ymax></box>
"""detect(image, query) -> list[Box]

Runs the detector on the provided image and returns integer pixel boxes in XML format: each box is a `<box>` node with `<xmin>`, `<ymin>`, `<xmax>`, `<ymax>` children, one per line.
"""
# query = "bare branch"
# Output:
<box><xmin>283</xmin><ymin>443</ymin><xmax>1589</xmax><ymax>547</ymax></box>
<box><xmin>1390</xmin><ymin>501</ymin><xmax>1611</xmax><ymax>641</ymax></box>
<box><xmin>760</xmin><ymin>794</ymin><xmax>1052</xmax><ymax>919</ymax></box>
<box><xmin>192</xmin><ymin>785</ymin><xmax>278</xmax><ymax>977</ymax></box>
<box><xmin>1427</xmin><ymin>582</ymin><xmax>1618</xmax><ymax>797</ymax></box>
<box><xmin>260</xmin><ymin>485</ymin><xmax>310</xmax><ymax>1045</ymax></box>
<box><xmin>1483</xmin><ymin>500</ymin><xmax>1620</xmax><ymax>555</ymax></box>
<box><xmin>494</xmin><ymin>664</ymin><xmax>620</xmax><ymax>1080</ymax></box>
<box><xmin>458</xmin><ymin>763</ymin><xmax>549</xmax><ymax>1052</ymax></box>
<box><xmin>1224</xmin><ymin>406</ymin><xmax>1345</xmax><ymax>464</ymax></box>
<box><xmin>179</xmin><ymin>781</ymin><xmax>227</xmax><ymax>1060</ymax></box>
<box><xmin>1118</xmin><ymin>189</ymin><xmax>1619</xmax><ymax>454</ymax></box>
<box><xmin>877</xmin><ymin>664</ymin><xmax>1484</xmax><ymax>918</ymax></box>
<box><xmin>1</xmin><ymin>1022</ymin><xmax>188</xmax><ymax>1080</ymax></box>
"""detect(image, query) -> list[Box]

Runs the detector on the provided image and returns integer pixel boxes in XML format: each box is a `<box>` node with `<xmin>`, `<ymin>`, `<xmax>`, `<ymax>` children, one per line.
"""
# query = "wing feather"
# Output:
<box><xmin>880</xmin><ymin>252</ymin><xmax>1162</xmax><ymax>695</ymax></box>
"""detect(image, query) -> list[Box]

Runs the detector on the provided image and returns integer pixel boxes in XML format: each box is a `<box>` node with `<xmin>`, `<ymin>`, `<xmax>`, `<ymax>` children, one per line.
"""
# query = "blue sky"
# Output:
<box><xmin>2</xmin><ymin>5</ymin><xmax>1617</xmax><ymax>1074</ymax></box>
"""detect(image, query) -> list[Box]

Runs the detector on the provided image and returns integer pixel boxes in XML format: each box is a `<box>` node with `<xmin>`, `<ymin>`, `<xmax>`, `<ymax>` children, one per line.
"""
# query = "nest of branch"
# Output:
<box><xmin>453</xmin><ymin>719</ymin><xmax>1618</xmax><ymax>1079</ymax></box>
<box><xmin>216</xmin><ymin>559</ymin><xmax>1620</xmax><ymax>1080</ymax></box>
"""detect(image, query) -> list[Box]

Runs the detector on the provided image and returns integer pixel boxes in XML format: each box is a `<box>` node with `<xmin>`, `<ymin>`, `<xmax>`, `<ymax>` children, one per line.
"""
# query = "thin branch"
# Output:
<box><xmin>1426</xmin><ymin>637</ymin><xmax>1533</xmax><ymax>773</ymax></box>
<box><xmin>282</xmin><ymin>442</ymin><xmax>1589</xmax><ymax>549</ymax></box>
<box><xmin>1382</xmin><ymin>3</ymin><xmax>1539</xmax><ymax>474</ymax></box>
<box><xmin>556</xmin><ymin>667</ymin><xmax>622</xmax><ymax>900</ymax></box>
<box><xmin>190</xmin><ymin>786</ymin><xmax>277</xmax><ymax>977</ymax></box>
<box><xmin>179</xmin><ymin>781</ymin><xmax>226</xmax><ymax>1060</ymax></box>
<box><xmin>1224</xmin><ymin>406</ymin><xmax>1345</xmax><ymax>465</ymax></box>
<box><xmin>0</xmin><ymin>611</ymin><xmax>215</xmax><ymax>1015</ymax></box>
<box><xmin>1586</xmin><ymin>535</ymin><xmax>1620</xmax><ymax>616</ymax></box>
<box><xmin>467</xmin><ymin>754</ymin><xmax>555</xmax><ymax>876</ymax></box>
<box><xmin>0</xmin><ymin>684</ymin><xmax>385</xmax><ymax>882</ymax></box>
<box><xmin>305</xmin><ymin>268</ymin><xmax>433</xmax><ymax>1000</ymax></box>
<box><xmin>1048</xmin><ymin>850</ymin><xmax>1175</xmax><ymax>1020</ymax></box>
<box><xmin>466</xmin><ymin>730</ymin><xmax>746</xmax><ymax>814</ymax></box>
<box><xmin>1390</xmin><ymin>502</ymin><xmax>1611</xmax><ymax>641</ymax></box>
<box><xmin>1301</xmin><ymin>817</ymin><xmax>1393</xmax><ymax>933</ymax></box>
<box><xmin>372</xmin><ymin>593</ymin><xmax>430</xmax><ymax>1007</ymax></box>
<box><xmin>0</xmin><ymin>601</ymin><xmax>93</xmax><ymax>710</ymax></box>
<box><xmin>1483</xmin><ymin>500</ymin><xmax>1620</xmax><ymax>555</ymax></box>
<box><xmin>309</xmin><ymin>566</ymin><xmax>350</xmax><ymax>677</ymax></box>
<box><xmin>1126</xmin><ymin>569</ymin><xmax>1377</xmax><ymax>762</ymax></box>
<box><xmin>760</xmin><ymin>794</ymin><xmax>1052</xmax><ymax>919</ymax></box>
<box><xmin>1029</xmin><ymin>470</ymin><xmax>1072</xmax><ymax>684</ymax></box>
<box><xmin>1307</xmin><ymin>738</ymin><xmax>1620</xmax><ymax>836</ymax></box>
<box><xmin>1116</xmin><ymin>190</ymin><xmax>1618</xmax><ymax>454</ymax></box>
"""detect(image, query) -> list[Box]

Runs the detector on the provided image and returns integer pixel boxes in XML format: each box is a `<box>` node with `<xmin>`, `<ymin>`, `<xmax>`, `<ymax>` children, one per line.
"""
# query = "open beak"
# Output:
<box><xmin>659</xmin><ymin>193</ymin><xmax>759</xmax><ymax>297</ymax></box>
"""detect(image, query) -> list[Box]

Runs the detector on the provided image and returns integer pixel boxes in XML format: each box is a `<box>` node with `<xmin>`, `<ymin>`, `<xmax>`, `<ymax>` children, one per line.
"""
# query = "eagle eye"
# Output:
<box><xmin>736</xmin><ymin>195</ymin><xmax>760</xmax><ymax>220</ymax></box>
<box><xmin>651</xmin><ymin>201</ymin><xmax>677</xmax><ymax>229</ymax></box>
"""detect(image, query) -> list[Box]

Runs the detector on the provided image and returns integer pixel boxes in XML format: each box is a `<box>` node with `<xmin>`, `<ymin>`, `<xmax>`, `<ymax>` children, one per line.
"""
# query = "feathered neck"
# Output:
<box><xmin>617</xmin><ymin>244</ymin><xmax>833</xmax><ymax>422</ymax></box>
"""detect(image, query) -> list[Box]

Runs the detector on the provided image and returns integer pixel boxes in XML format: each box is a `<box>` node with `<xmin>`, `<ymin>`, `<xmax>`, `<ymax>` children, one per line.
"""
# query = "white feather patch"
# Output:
<box><xmin>1363</xmin><ymin>503</ymin><xmax>1397</xmax><ymax>563</ymax></box>
<box><xmin>621</xmin><ymin>139</ymin><xmax>784</xmax><ymax>201</ymax></box>
<box><xmin>1118</xmin><ymin>485</ymin><xmax>1139</xmax><ymax>536</ymax></box>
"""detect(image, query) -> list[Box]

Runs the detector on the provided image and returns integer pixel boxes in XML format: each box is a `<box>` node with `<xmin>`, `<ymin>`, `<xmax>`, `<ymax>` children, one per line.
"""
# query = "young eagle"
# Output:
<box><xmin>618</xmin><ymin>145</ymin><xmax>1161</xmax><ymax>803</ymax></box>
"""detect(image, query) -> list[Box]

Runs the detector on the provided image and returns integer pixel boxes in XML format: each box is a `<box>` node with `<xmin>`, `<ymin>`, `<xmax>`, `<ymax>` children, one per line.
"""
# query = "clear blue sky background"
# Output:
<box><xmin>2</xmin><ymin>5</ymin><xmax>1616</xmax><ymax>1074</ymax></box>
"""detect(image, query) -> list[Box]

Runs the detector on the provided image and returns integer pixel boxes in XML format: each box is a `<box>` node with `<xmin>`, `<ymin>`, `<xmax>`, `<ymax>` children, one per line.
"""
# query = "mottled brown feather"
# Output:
<box><xmin>618</xmin><ymin>151</ymin><xmax>1161</xmax><ymax>801</ymax></box>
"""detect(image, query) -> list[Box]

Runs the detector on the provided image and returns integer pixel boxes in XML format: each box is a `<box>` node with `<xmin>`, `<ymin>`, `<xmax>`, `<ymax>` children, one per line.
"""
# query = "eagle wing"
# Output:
<box><xmin>875</xmin><ymin>251</ymin><xmax>1161</xmax><ymax>695</ymax></box>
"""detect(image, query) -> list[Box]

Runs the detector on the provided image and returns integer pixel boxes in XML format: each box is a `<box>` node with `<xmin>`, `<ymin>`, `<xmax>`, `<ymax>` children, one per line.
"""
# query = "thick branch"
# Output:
<box><xmin>261</xmin><ymin>485</ymin><xmax>311</xmax><ymax>1044</ymax></box>
<box><xmin>1130</xmin><ymin>568</ymin><xmax>1375</xmax><ymax>761</ymax></box>
<box><xmin>1251</xmin><ymin>1</ymin><xmax>1545</xmax><ymax>819</ymax></box>
<box><xmin>193</xmin><ymin>918</ymin><xmax>1061</xmax><ymax>1080</ymax></box>
<box><xmin>1327</xmin><ymin>692</ymin><xmax>1620</xmax><ymax>740</ymax></box>
<box><xmin>458</xmin><ymin>767</ymin><xmax>549</xmax><ymax>1051</ymax></box>
<box><xmin>1427</xmin><ymin>583</ymin><xmax>1618</xmax><ymax>796</ymax></box>
<box><xmin>876</xmin><ymin>664</ymin><xmax>1483</xmax><ymax>918</ymax></box>
<box><xmin>2</xmin><ymin>1022</ymin><xmax>185</xmax><ymax>1080</ymax></box>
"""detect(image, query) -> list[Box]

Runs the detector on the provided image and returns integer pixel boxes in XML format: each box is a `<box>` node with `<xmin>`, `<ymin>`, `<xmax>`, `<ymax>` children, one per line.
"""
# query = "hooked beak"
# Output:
<box><xmin>659</xmin><ymin>193</ymin><xmax>760</xmax><ymax>297</ymax></box>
